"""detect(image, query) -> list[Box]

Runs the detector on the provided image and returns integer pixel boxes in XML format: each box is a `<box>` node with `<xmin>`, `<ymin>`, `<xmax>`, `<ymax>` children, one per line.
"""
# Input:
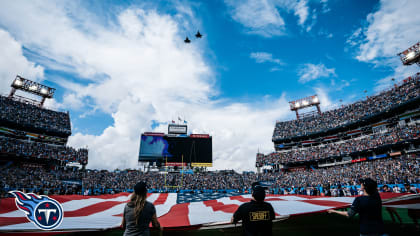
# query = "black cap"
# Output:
<box><xmin>252</xmin><ymin>185</ymin><xmax>266</xmax><ymax>202</ymax></box>
<box><xmin>134</xmin><ymin>182</ymin><xmax>147</xmax><ymax>195</ymax></box>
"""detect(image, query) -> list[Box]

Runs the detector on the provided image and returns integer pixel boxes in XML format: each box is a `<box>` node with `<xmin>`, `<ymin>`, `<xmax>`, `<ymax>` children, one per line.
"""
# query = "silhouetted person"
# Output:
<box><xmin>231</xmin><ymin>185</ymin><xmax>275</xmax><ymax>236</ymax></box>
<box><xmin>328</xmin><ymin>178</ymin><xmax>385</xmax><ymax>235</ymax></box>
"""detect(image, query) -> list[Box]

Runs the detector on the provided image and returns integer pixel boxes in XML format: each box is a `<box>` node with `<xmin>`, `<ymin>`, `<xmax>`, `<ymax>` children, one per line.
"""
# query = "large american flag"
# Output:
<box><xmin>0</xmin><ymin>192</ymin><xmax>419</xmax><ymax>233</ymax></box>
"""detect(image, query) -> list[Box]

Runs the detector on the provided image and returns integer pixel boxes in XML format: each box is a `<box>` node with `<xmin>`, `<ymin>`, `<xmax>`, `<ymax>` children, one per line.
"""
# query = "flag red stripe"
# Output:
<box><xmin>0</xmin><ymin>217</ymin><xmax>28</xmax><ymax>227</ymax></box>
<box><xmin>64</xmin><ymin>200</ymin><xmax>128</xmax><ymax>217</ymax></box>
<box><xmin>299</xmin><ymin>200</ymin><xmax>349</xmax><ymax>207</ymax></box>
<box><xmin>153</xmin><ymin>193</ymin><xmax>168</xmax><ymax>206</ymax></box>
<box><xmin>51</xmin><ymin>192</ymin><xmax>130</xmax><ymax>202</ymax></box>
<box><xmin>158</xmin><ymin>203</ymin><xmax>190</xmax><ymax>227</ymax></box>
<box><xmin>0</xmin><ymin>201</ymin><xmax>129</xmax><ymax>227</ymax></box>
<box><xmin>0</xmin><ymin>199</ymin><xmax>18</xmax><ymax>214</ymax></box>
<box><xmin>265</xmin><ymin>198</ymin><xmax>286</xmax><ymax>201</ymax></box>
<box><xmin>203</xmin><ymin>200</ymin><xmax>238</xmax><ymax>213</ymax></box>
<box><xmin>229</xmin><ymin>196</ymin><xmax>250</xmax><ymax>202</ymax></box>
<box><xmin>0</xmin><ymin>193</ymin><xmax>131</xmax><ymax>215</ymax></box>
<box><xmin>0</xmin><ymin>232</ymin><xmax>69</xmax><ymax>236</ymax></box>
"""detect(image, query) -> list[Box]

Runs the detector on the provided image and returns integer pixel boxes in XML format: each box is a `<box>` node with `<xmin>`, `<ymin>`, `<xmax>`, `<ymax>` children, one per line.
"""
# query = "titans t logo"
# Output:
<box><xmin>9</xmin><ymin>191</ymin><xmax>64</xmax><ymax>230</ymax></box>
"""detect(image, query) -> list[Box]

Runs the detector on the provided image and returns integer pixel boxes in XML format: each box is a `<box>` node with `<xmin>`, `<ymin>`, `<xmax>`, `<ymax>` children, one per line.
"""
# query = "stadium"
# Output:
<box><xmin>1</xmin><ymin>1</ymin><xmax>420</xmax><ymax>236</ymax></box>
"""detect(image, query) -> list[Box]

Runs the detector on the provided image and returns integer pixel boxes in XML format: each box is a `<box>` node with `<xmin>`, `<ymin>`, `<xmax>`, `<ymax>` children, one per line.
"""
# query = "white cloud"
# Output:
<box><xmin>250</xmin><ymin>52</ymin><xmax>284</xmax><ymax>65</ymax></box>
<box><xmin>318</xmin><ymin>28</ymin><xmax>333</xmax><ymax>38</ymax></box>
<box><xmin>314</xmin><ymin>87</ymin><xmax>334</xmax><ymax>110</ymax></box>
<box><xmin>225</xmin><ymin>0</ymin><xmax>286</xmax><ymax>37</ymax></box>
<box><xmin>224</xmin><ymin>0</ymin><xmax>316</xmax><ymax>37</ymax></box>
<box><xmin>294</xmin><ymin>0</ymin><xmax>309</xmax><ymax>26</ymax></box>
<box><xmin>0</xmin><ymin>1</ymin><xmax>291</xmax><ymax>171</ymax></box>
<box><xmin>355</xmin><ymin>0</ymin><xmax>420</xmax><ymax>62</ymax></box>
<box><xmin>347</xmin><ymin>0</ymin><xmax>420</xmax><ymax>90</ymax></box>
<box><xmin>0</xmin><ymin>28</ymin><xmax>44</xmax><ymax>94</ymax></box>
<box><xmin>298</xmin><ymin>63</ymin><xmax>336</xmax><ymax>83</ymax></box>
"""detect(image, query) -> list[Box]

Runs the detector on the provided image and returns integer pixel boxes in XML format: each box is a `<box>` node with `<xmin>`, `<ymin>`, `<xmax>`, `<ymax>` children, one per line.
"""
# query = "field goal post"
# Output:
<box><xmin>163</xmin><ymin>155</ymin><xmax>185</xmax><ymax>189</ymax></box>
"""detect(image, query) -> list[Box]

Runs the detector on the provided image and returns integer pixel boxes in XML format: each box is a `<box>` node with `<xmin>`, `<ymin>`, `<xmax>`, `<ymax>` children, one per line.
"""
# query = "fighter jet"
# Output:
<box><xmin>195</xmin><ymin>31</ymin><xmax>202</xmax><ymax>38</ymax></box>
<box><xmin>184</xmin><ymin>37</ymin><xmax>191</xmax><ymax>43</ymax></box>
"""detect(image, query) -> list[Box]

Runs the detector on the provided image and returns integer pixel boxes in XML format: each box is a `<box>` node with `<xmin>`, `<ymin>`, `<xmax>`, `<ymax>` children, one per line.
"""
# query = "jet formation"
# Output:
<box><xmin>184</xmin><ymin>30</ymin><xmax>202</xmax><ymax>43</ymax></box>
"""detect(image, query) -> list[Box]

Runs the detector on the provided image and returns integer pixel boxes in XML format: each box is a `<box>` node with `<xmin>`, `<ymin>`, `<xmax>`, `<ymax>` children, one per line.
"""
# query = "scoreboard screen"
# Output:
<box><xmin>139</xmin><ymin>134</ymin><xmax>212</xmax><ymax>164</ymax></box>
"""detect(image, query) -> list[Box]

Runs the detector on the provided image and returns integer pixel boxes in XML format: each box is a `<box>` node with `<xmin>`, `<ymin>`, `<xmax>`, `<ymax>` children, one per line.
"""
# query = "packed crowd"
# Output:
<box><xmin>1</xmin><ymin>154</ymin><xmax>418</xmax><ymax>197</ymax></box>
<box><xmin>0</xmin><ymin>136</ymin><xmax>88</xmax><ymax>165</ymax></box>
<box><xmin>273</xmin><ymin>73</ymin><xmax>420</xmax><ymax>140</ymax></box>
<box><xmin>258</xmin><ymin>123</ymin><xmax>419</xmax><ymax>166</ymax></box>
<box><xmin>0</xmin><ymin>95</ymin><xmax>71</xmax><ymax>135</ymax></box>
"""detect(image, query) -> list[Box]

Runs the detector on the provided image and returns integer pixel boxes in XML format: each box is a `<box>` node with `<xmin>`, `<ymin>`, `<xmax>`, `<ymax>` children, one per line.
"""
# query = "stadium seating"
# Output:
<box><xmin>0</xmin><ymin>136</ymin><xmax>88</xmax><ymax>165</ymax></box>
<box><xmin>0</xmin><ymin>95</ymin><xmax>71</xmax><ymax>136</ymax></box>
<box><xmin>1</xmin><ymin>153</ymin><xmax>418</xmax><ymax>197</ymax></box>
<box><xmin>0</xmin><ymin>95</ymin><xmax>87</xmax><ymax>166</ymax></box>
<box><xmin>273</xmin><ymin>73</ymin><xmax>419</xmax><ymax>140</ymax></box>
<box><xmin>257</xmin><ymin>122</ymin><xmax>419</xmax><ymax>166</ymax></box>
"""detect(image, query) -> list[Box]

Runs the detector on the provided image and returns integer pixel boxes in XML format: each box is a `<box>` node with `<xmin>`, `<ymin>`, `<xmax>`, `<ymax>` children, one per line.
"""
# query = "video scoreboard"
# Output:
<box><xmin>138</xmin><ymin>133</ymin><xmax>212</xmax><ymax>167</ymax></box>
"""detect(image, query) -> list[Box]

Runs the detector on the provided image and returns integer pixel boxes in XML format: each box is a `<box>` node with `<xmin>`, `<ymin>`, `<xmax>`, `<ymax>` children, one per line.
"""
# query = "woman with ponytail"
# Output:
<box><xmin>122</xmin><ymin>182</ymin><xmax>161</xmax><ymax>236</ymax></box>
<box><xmin>328</xmin><ymin>178</ymin><xmax>385</xmax><ymax>236</ymax></box>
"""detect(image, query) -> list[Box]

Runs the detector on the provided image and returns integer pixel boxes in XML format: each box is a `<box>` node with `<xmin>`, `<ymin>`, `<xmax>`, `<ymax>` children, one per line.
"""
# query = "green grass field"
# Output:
<box><xmin>63</xmin><ymin>208</ymin><xmax>419</xmax><ymax>236</ymax></box>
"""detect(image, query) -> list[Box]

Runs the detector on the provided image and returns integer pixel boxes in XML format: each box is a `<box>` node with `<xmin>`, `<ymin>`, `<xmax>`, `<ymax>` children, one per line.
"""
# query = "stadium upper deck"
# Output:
<box><xmin>0</xmin><ymin>91</ymin><xmax>87</xmax><ymax>166</ymax></box>
<box><xmin>0</xmin><ymin>95</ymin><xmax>71</xmax><ymax>137</ymax></box>
<box><xmin>273</xmin><ymin>73</ymin><xmax>420</xmax><ymax>142</ymax></box>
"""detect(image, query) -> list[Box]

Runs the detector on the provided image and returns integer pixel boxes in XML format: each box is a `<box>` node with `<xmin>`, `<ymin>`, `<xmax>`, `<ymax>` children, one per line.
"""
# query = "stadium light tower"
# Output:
<box><xmin>289</xmin><ymin>95</ymin><xmax>321</xmax><ymax>120</ymax></box>
<box><xmin>397</xmin><ymin>42</ymin><xmax>420</xmax><ymax>66</ymax></box>
<box><xmin>9</xmin><ymin>75</ymin><xmax>56</xmax><ymax>107</ymax></box>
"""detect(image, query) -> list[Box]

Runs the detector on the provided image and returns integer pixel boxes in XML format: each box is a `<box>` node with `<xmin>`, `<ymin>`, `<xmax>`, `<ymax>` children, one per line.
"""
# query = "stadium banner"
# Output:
<box><xmin>0</xmin><ymin>192</ymin><xmax>419</xmax><ymax>233</ymax></box>
<box><xmin>368</xmin><ymin>154</ymin><xmax>388</xmax><ymax>160</ymax></box>
<box><xmin>390</xmin><ymin>151</ymin><xmax>402</xmax><ymax>156</ymax></box>
<box><xmin>190</xmin><ymin>134</ymin><xmax>210</xmax><ymax>138</ymax></box>
<box><xmin>26</xmin><ymin>133</ymin><xmax>39</xmax><ymax>139</ymax></box>
<box><xmin>164</xmin><ymin>162</ymin><xmax>187</xmax><ymax>167</ymax></box>
<box><xmin>371</xmin><ymin>121</ymin><xmax>388</xmax><ymax>128</ymax></box>
<box><xmin>0</xmin><ymin>127</ymin><xmax>15</xmax><ymax>135</ymax></box>
<box><xmin>335</xmin><ymin>160</ymin><xmax>352</xmax><ymax>165</ymax></box>
<box><xmin>399</xmin><ymin>110</ymin><xmax>420</xmax><ymax>120</ymax></box>
<box><xmin>346</xmin><ymin>129</ymin><xmax>361</xmax><ymax>136</ymax></box>
<box><xmin>168</xmin><ymin>124</ymin><xmax>187</xmax><ymax>134</ymax></box>
<box><xmin>351</xmin><ymin>157</ymin><xmax>367</xmax><ymax>163</ymax></box>
<box><xmin>323</xmin><ymin>135</ymin><xmax>338</xmax><ymax>141</ymax></box>
<box><xmin>301</xmin><ymin>140</ymin><xmax>316</xmax><ymax>145</ymax></box>
<box><xmin>191</xmin><ymin>162</ymin><xmax>212</xmax><ymax>167</ymax></box>
<box><xmin>318</xmin><ymin>162</ymin><xmax>335</xmax><ymax>167</ymax></box>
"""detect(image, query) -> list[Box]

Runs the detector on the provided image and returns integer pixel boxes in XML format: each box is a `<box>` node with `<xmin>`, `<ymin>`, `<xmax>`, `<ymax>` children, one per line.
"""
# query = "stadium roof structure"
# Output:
<box><xmin>398</xmin><ymin>42</ymin><xmax>420</xmax><ymax>66</ymax></box>
<box><xmin>9</xmin><ymin>75</ymin><xmax>56</xmax><ymax>107</ymax></box>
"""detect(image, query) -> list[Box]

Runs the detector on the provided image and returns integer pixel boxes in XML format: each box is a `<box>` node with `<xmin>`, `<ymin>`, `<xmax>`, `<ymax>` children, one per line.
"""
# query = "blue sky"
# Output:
<box><xmin>0</xmin><ymin>0</ymin><xmax>418</xmax><ymax>171</ymax></box>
